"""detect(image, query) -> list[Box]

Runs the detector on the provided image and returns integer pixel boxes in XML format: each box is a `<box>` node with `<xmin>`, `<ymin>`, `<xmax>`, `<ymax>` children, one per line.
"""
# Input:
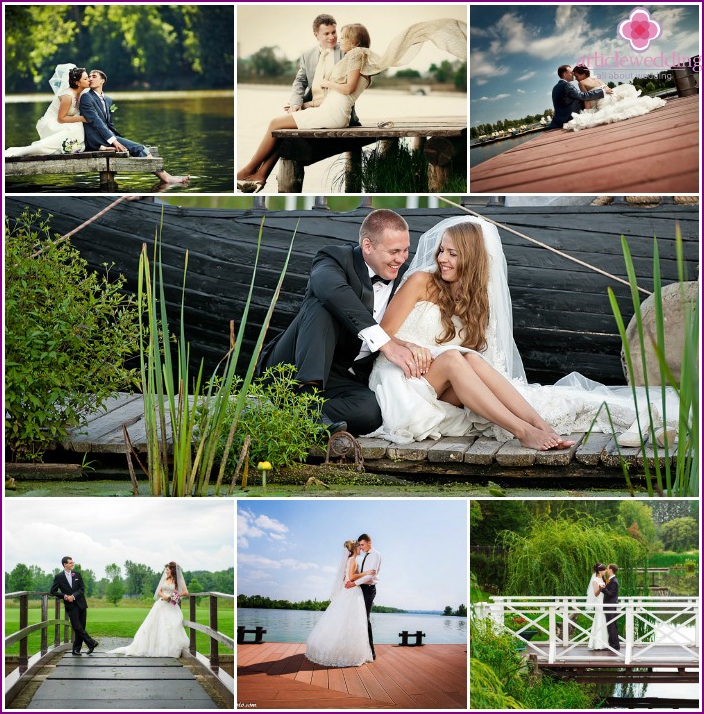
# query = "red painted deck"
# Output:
<box><xmin>471</xmin><ymin>95</ymin><xmax>699</xmax><ymax>193</ymax></box>
<box><xmin>237</xmin><ymin>643</ymin><xmax>467</xmax><ymax>710</ymax></box>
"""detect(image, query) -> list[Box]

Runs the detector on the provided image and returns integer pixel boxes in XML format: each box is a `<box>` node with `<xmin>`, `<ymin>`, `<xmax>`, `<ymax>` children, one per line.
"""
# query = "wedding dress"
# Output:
<box><xmin>293</xmin><ymin>18</ymin><xmax>466</xmax><ymax>130</ymax></box>
<box><xmin>366</xmin><ymin>216</ymin><xmax>680</xmax><ymax>444</ymax></box>
<box><xmin>5</xmin><ymin>64</ymin><xmax>85</xmax><ymax>156</ymax></box>
<box><xmin>305</xmin><ymin>556</ymin><xmax>373</xmax><ymax>667</ymax></box>
<box><xmin>564</xmin><ymin>83</ymin><xmax>666</xmax><ymax>132</ymax></box>
<box><xmin>108</xmin><ymin>573</ymin><xmax>189</xmax><ymax>658</ymax></box>
<box><xmin>586</xmin><ymin>574</ymin><xmax>609</xmax><ymax>650</ymax></box>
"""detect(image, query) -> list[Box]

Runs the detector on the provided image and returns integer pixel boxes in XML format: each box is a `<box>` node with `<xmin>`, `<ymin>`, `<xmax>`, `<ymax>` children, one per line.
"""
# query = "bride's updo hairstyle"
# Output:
<box><xmin>341</xmin><ymin>24</ymin><xmax>371</xmax><ymax>49</ymax></box>
<box><xmin>430</xmin><ymin>222</ymin><xmax>490</xmax><ymax>351</ymax></box>
<box><xmin>166</xmin><ymin>561</ymin><xmax>179</xmax><ymax>581</ymax></box>
<box><xmin>68</xmin><ymin>67</ymin><xmax>87</xmax><ymax>88</ymax></box>
<box><xmin>594</xmin><ymin>563</ymin><xmax>606</xmax><ymax>575</ymax></box>
<box><xmin>573</xmin><ymin>64</ymin><xmax>591</xmax><ymax>78</ymax></box>
<box><xmin>344</xmin><ymin>540</ymin><xmax>359</xmax><ymax>556</ymax></box>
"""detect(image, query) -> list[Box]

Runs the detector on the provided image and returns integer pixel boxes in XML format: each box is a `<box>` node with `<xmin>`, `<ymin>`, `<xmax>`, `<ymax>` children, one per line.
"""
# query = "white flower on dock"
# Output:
<box><xmin>61</xmin><ymin>138</ymin><xmax>83</xmax><ymax>154</ymax></box>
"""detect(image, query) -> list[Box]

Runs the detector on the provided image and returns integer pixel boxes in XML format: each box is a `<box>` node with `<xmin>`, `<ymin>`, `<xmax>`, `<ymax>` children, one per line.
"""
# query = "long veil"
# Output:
<box><xmin>586</xmin><ymin>573</ymin><xmax>601</xmax><ymax>606</ymax></box>
<box><xmin>154</xmin><ymin>564</ymin><xmax>188</xmax><ymax>600</ymax></box>
<box><xmin>48</xmin><ymin>63</ymin><xmax>77</xmax><ymax>96</ymax></box>
<box><xmin>403</xmin><ymin>215</ymin><xmax>527</xmax><ymax>382</ymax></box>
<box><xmin>330</xmin><ymin>552</ymin><xmax>351</xmax><ymax>601</ymax></box>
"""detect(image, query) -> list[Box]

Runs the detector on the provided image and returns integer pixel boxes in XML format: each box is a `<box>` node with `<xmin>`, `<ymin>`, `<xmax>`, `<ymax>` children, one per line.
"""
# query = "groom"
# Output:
<box><xmin>49</xmin><ymin>556</ymin><xmax>98</xmax><ymax>655</ymax></box>
<box><xmin>80</xmin><ymin>69</ymin><xmax>188</xmax><ymax>184</ymax></box>
<box><xmin>346</xmin><ymin>534</ymin><xmax>381</xmax><ymax>659</ymax></box>
<box><xmin>285</xmin><ymin>13</ymin><xmax>360</xmax><ymax>126</ymax></box>
<box><xmin>548</xmin><ymin>65</ymin><xmax>613</xmax><ymax>129</ymax></box>
<box><xmin>257</xmin><ymin>209</ymin><xmax>421</xmax><ymax>435</ymax></box>
<box><xmin>600</xmin><ymin>563</ymin><xmax>620</xmax><ymax>651</ymax></box>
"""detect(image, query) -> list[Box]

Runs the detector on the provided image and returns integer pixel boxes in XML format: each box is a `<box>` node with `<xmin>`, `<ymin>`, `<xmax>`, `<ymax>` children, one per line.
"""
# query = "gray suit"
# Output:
<box><xmin>289</xmin><ymin>45</ymin><xmax>360</xmax><ymax>126</ymax></box>
<box><xmin>549</xmin><ymin>79</ymin><xmax>606</xmax><ymax>129</ymax></box>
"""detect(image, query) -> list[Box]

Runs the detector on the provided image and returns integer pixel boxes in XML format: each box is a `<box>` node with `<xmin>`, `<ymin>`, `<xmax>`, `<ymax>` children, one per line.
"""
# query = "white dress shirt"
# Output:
<box><xmin>64</xmin><ymin>569</ymin><xmax>73</xmax><ymax>589</ymax></box>
<box><xmin>355</xmin><ymin>548</ymin><xmax>381</xmax><ymax>585</ymax></box>
<box><xmin>356</xmin><ymin>265</ymin><xmax>393</xmax><ymax>360</ymax></box>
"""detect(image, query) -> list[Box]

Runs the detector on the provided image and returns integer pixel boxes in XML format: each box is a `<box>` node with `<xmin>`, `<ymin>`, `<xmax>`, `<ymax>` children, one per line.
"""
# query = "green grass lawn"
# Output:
<box><xmin>4</xmin><ymin>603</ymin><xmax>234</xmax><ymax>657</ymax></box>
<box><xmin>648</xmin><ymin>551</ymin><xmax>699</xmax><ymax>568</ymax></box>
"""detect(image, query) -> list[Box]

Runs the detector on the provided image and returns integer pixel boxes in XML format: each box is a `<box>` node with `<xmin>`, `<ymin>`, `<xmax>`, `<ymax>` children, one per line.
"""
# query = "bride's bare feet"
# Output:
<box><xmin>516</xmin><ymin>424</ymin><xmax>562</xmax><ymax>451</ymax></box>
<box><xmin>155</xmin><ymin>170</ymin><xmax>189</xmax><ymax>184</ymax></box>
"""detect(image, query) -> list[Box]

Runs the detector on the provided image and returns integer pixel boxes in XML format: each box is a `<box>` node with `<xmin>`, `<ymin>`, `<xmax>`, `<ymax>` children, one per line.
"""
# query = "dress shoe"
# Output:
<box><xmin>72</xmin><ymin>650</ymin><xmax>82</xmax><ymax>656</ymax></box>
<box><xmin>87</xmin><ymin>642</ymin><xmax>98</xmax><ymax>654</ymax></box>
<box><xmin>321</xmin><ymin>415</ymin><xmax>348</xmax><ymax>435</ymax></box>
<box><xmin>348</xmin><ymin>118</ymin><xmax>362</xmax><ymax>128</ymax></box>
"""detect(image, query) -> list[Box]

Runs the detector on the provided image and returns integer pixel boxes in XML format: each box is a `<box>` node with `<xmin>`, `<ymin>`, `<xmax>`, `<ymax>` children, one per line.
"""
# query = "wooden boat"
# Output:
<box><xmin>4</xmin><ymin>196</ymin><xmax>699</xmax><ymax>385</ymax></box>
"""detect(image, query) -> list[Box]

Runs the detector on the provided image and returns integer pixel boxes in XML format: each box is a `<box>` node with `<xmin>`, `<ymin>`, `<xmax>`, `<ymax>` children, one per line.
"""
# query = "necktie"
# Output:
<box><xmin>371</xmin><ymin>275</ymin><xmax>391</xmax><ymax>285</ymax></box>
<box><xmin>311</xmin><ymin>48</ymin><xmax>332</xmax><ymax>103</ymax></box>
<box><xmin>361</xmin><ymin>554</ymin><xmax>368</xmax><ymax>571</ymax></box>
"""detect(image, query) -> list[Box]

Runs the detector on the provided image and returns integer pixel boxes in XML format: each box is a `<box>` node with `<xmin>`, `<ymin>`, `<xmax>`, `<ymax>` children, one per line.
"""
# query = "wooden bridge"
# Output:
<box><xmin>473</xmin><ymin>596</ymin><xmax>699</xmax><ymax>683</ymax></box>
<box><xmin>238</xmin><ymin>642</ymin><xmax>467</xmax><ymax>709</ymax></box>
<box><xmin>272</xmin><ymin>116</ymin><xmax>466</xmax><ymax>192</ymax></box>
<box><xmin>5</xmin><ymin>590</ymin><xmax>234</xmax><ymax>709</ymax></box>
<box><xmin>470</xmin><ymin>95</ymin><xmax>698</xmax><ymax>193</ymax></box>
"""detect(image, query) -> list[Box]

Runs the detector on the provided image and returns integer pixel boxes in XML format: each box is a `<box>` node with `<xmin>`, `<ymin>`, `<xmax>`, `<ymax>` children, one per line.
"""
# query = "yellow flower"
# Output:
<box><xmin>257</xmin><ymin>461</ymin><xmax>272</xmax><ymax>471</ymax></box>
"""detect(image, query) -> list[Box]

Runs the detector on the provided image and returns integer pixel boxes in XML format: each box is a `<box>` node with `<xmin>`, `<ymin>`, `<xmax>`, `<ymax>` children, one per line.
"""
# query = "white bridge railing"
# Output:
<box><xmin>473</xmin><ymin>596</ymin><xmax>700</xmax><ymax>665</ymax></box>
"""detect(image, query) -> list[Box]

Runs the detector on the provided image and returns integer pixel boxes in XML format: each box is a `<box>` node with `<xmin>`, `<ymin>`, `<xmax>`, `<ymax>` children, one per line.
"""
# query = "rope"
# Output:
<box><xmin>30</xmin><ymin>195</ymin><xmax>142</xmax><ymax>259</ymax></box>
<box><xmin>436</xmin><ymin>196</ymin><xmax>652</xmax><ymax>296</ymax></box>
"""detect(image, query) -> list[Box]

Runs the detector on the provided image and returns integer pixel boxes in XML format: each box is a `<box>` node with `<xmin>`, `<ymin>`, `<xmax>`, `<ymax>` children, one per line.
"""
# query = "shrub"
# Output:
<box><xmin>4</xmin><ymin>210</ymin><xmax>139</xmax><ymax>461</ymax></box>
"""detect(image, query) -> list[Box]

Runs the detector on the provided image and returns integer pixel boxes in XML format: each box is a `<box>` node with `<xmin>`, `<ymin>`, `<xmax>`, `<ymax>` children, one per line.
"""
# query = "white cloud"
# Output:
<box><xmin>517</xmin><ymin>89</ymin><xmax>525</xmax><ymax>94</ymax></box>
<box><xmin>516</xmin><ymin>71</ymin><xmax>536</xmax><ymax>82</ymax></box>
<box><xmin>238</xmin><ymin>553</ymin><xmax>281</xmax><ymax>568</ymax></box>
<box><xmin>472</xmin><ymin>93</ymin><xmax>510</xmax><ymax>102</ymax></box>
<box><xmin>470</xmin><ymin>48</ymin><xmax>510</xmax><ymax>86</ymax></box>
<box><xmin>239</xmin><ymin>508</ymin><xmax>290</xmax><ymax>547</ymax></box>
<box><xmin>255</xmin><ymin>515</ymin><xmax>288</xmax><ymax>534</ymax></box>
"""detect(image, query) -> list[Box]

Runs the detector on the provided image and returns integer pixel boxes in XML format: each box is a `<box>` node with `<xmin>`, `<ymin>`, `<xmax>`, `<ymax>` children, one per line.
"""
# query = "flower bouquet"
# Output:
<box><xmin>170</xmin><ymin>592</ymin><xmax>182</xmax><ymax>606</ymax></box>
<box><xmin>61</xmin><ymin>138</ymin><xmax>84</xmax><ymax>154</ymax></box>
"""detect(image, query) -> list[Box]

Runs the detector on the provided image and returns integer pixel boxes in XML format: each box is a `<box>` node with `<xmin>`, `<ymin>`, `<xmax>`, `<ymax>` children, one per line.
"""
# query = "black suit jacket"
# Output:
<box><xmin>601</xmin><ymin>575</ymin><xmax>619</xmax><ymax>605</ymax></box>
<box><xmin>259</xmin><ymin>244</ymin><xmax>408</xmax><ymax>374</ymax></box>
<box><xmin>549</xmin><ymin>80</ymin><xmax>606</xmax><ymax>128</ymax></box>
<box><xmin>50</xmin><ymin>570</ymin><xmax>88</xmax><ymax>611</ymax></box>
<box><xmin>79</xmin><ymin>89</ymin><xmax>119</xmax><ymax>150</ymax></box>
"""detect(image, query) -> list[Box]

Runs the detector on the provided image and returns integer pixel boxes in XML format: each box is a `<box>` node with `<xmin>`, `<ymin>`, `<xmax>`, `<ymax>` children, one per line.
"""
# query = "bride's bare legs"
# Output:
<box><xmin>462</xmin><ymin>352</ymin><xmax>574</xmax><ymax>447</ymax></box>
<box><xmin>237</xmin><ymin>114</ymin><xmax>297</xmax><ymax>182</ymax></box>
<box><xmin>424</xmin><ymin>351</ymin><xmax>561</xmax><ymax>450</ymax></box>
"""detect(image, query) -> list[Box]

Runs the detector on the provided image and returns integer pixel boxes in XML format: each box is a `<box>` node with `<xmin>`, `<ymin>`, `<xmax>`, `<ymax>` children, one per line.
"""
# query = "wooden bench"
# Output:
<box><xmin>5</xmin><ymin>147</ymin><xmax>164</xmax><ymax>188</ymax></box>
<box><xmin>272</xmin><ymin>116</ymin><xmax>466</xmax><ymax>192</ymax></box>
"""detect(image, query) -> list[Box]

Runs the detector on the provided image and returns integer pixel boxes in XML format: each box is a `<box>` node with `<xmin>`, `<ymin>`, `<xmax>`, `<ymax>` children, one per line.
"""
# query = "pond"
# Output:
<box><xmin>4</xmin><ymin>91</ymin><xmax>234</xmax><ymax>193</ymax></box>
<box><xmin>238</xmin><ymin>608</ymin><xmax>466</xmax><ymax>645</ymax></box>
<box><xmin>469</xmin><ymin>132</ymin><xmax>538</xmax><ymax>167</ymax></box>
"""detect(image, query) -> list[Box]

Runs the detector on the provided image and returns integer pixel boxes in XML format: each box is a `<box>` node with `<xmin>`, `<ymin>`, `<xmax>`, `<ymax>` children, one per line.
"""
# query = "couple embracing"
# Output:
<box><xmin>587</xmin><ymin>563</ymin><xmax>620</xmax><ymax>652</ymax></box>
<box><xmin>259</xmin><ymin>210</ymin><xmax>676</xmax><ymax>449</ymax></box>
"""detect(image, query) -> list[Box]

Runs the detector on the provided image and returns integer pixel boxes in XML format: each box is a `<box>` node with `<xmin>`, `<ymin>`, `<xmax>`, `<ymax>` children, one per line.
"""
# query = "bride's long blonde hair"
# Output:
<box><xmin>427</xmin><ymin>222</ymin><xmax>490</xmax><ymax>350</ymax></box>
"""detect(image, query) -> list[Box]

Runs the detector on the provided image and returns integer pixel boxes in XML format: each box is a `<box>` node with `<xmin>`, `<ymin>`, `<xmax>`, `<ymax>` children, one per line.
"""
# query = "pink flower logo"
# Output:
<box><xmin>617</xmin><ymin>7</ymin><xmax>662</xmax><ymax>53</ymax></box>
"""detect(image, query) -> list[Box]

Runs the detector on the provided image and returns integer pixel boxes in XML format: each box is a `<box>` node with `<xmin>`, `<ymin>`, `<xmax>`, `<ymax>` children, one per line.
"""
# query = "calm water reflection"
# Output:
<box><xmin>4</xmin><ymin>92</ymin><xmax>234</xmax><ymax>193</ymax></box>
<box><xmin>238</xmin><ymin>608</ymin><xmax>467</xmax><ymax>644</ymax></box>
<box><xmin>470</xmin><ymin>132</ymin><xmax>543</xmax><ymax>167</ymax></box>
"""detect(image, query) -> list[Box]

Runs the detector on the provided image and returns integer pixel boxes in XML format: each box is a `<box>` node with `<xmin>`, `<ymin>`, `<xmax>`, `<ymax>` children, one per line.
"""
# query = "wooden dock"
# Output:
<box><xmin>237</xmin><ymin>643</ymin><xmax>467</xmax><ymax>709</ymax></box>
<box><xmin>470</xmin><ymin>96</ymin><xmax>698</xmax><ymax>193</ymax></box>
<box><xmin>26</xmin><ymin>651</ymin><xmax>219</xmax><ymax>709</ymax></box>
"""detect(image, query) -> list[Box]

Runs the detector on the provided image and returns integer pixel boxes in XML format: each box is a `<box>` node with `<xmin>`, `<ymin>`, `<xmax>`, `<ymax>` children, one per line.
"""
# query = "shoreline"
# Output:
<box><xmin>5</xmin><ymin>89</ymin><xmax>234</xmax><ymax>103</ymax></box>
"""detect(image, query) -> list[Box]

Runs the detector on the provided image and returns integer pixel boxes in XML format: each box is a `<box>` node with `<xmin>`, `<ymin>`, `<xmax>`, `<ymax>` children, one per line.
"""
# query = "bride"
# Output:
<box><xmin>109</xmin><ymin>562</ymin><xmax>189</xmax><ymax>658</ymax></box>
<box><xmin>564</xmin><ymin>64</ymin><xmax>666</xmax><ymax>131</ymax></box>
<box><xmin>5</xmin><ymin>64</ymin><xmax>90</xmax><ymax>157</ymax></box>
<box><xmin>237</xmin><ymin>18</ymin><xmax>466</xmax><ymax>192</ymax></box>
<box><xmin>305</xmin><ymin>540</ymin><xmax>376</xmax><ymax>667</ymax></box>
<box><xmin>366</xmin><ymin>216</ymin><xmax>679</xmax><ymax>447</ymax></box>
<box><xmin>587</xmin><ymin>563</ymin><xmax>609</xmax><ymax>650</ymax></box>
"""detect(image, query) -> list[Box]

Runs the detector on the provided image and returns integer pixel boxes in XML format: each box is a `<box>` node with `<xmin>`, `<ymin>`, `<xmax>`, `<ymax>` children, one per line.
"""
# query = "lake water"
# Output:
<box><xmin>469</xmin><ymin>132</ymin><xmax>539</xmax><ymax>168</ymax></box>
<box><xmin>4</xmin><ymin>91</ymin><xmax>234</xmax><ymax>193</ymax></box>
<box><xmin>237</xmin><ymin>84</ymin><xmax>467</xmax><ymax>193</ymax></box>
<box><xmin>238</xmin><ymin>608</ymin><xmax>467</xmax><ymax>645</ymax></box>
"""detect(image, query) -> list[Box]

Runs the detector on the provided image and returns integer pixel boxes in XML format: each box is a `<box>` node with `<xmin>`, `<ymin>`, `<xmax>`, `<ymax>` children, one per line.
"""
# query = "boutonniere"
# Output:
<box><xmin>110</xmin><ymin>104</ymin><xmax>118</xmax><ymax>113</ymax></box>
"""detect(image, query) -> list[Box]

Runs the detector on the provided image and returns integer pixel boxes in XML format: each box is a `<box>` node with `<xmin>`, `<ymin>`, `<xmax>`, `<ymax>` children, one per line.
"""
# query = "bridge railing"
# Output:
<box><xmin>4</xmin><ymin>591</ymin><xmax>71</xmax><ymax>697</ymax></box>
<box><xmin>183</xmin><ymin>591</ymin><xmax>234</xmax><ymax>695</ymax></box>
<box><xmin>473</xmin><ymin>596</ymin><xmax>699</xmax><ymax>665</ymax></box>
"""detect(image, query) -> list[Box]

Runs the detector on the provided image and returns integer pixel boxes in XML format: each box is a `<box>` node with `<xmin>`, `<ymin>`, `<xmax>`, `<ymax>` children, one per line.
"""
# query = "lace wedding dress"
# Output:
<box><xmin>5</xmin><ymin>92</ymin><xmax>85</xmax><ymax>157</ymax></box>
<box><xmin>587</xmin><ymin>575</ymin><xmax>609</xmax><ymax>650</ymax></box>
<box><xmin>564</xmin><ymin>84</ymin><xmax>666</xmax><ymax>132</ymax></box>
<box><xmin>293</xmin><ymin>18</ymin><xmax>466</xmax><ymax>130</ymax></box>
<box><xmin>305</xmin><ymin>557</ymin><xmax>373</xmax><ymax>667</ymax></box>
<box><xmin>108</xmin><ymin>583</ymin><xmax>189</xmax><ymax>658</ymax></box>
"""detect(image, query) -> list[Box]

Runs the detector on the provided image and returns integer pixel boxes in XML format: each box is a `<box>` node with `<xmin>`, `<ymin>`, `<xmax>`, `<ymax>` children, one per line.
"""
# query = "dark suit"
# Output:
<box><xmin>549</xmin><ymin>80</ymin><xmax>607</xmax><ymax>129</ymax></box>
<box><xmin>601</xmin><ymin>575</ymin><xmax>620</xmax><ymax>650</ymax></box>
<box><xmin>258</xmin><ymin>244</ymin><xmax>407</xmax><ymax>434</ymax></box>
<box><xmin>79</xmin><ymin>89</ymin><xmax>147</xmax><ymax>156</ymax></box>
<box><xmin>50</xmin><ymin>569</ymin><xmax>97</xmax><ymax>652</ymax></box>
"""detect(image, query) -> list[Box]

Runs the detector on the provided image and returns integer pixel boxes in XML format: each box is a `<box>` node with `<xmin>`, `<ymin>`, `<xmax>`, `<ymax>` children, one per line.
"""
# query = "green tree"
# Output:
<box><xmin>659</xmin><ymin>517</ymin><xmax>698</xmax><ymax>551</ymax></box>
<box><xmin>456</xmin><ymin>604</ymin><xmax>467</xmax><ymax>616</ymax></box>
<box><xmin>471</xmin><ymin>501</ymin><xmax>530</xmax><ymax>546</ymax></box>
<box><xmin>189</xmin><ymin>576</ymin><xmax>205</xmax><ymax>605</ymax></box>
<box><xmin>105</xmin><ymin>564</ymin><xmax>124</xmax><ymax>606</ymax></box>
<box><xmin>124</xmin><ymin>561</ymin><xmax>158</xmax><ymax>597</ymax></box>
<box><xmin>74</xmin><ymin>565</ymin><xmax>96</xmax><ymax>598</ymax></box>
<box><xmin>443</xmin><ymin>605</ymin><xmax>453</xmax><ymax>615</ymax></box>
<box><xmin>618</xmin><ymin>501</ymin><xmax>661</xmax><ymax>551</ymax></box>
<box><xmin>8</xmin><ymin>564</ymin><xmax>34</xmax><ymax>592</ymax></box>
<box><xmin>248</xmin><ymin>46</ymin><xmax>292</xmax><ymax>78</ymax></box>
<box><xmin>394</xmin><ymin>69</ymin><xmax>421</xmax><ymax>79</ymax></box>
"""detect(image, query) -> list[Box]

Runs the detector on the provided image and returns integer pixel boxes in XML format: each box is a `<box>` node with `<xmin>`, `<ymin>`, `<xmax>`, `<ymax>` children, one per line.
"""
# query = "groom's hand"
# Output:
<box><xmin>380</xmin><ymin>341</ymin><xmax>421</xmax><ymax>378</ymax></box>
<box><xmin>344</xmin><ymin>581</ymin><xmax>356</xmax><ymax>589</ymax></box>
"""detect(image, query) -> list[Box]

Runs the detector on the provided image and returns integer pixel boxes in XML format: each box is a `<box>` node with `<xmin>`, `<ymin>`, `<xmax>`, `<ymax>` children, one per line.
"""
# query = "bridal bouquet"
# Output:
<box><xmin>61</xmin><ymin>138</ymin><xmax>83</xmax><ymax>154</ymax></box>
<box><xmin>170</xmin><ymin>592</ymin><xmax>182</xmax><ymax>606</ymax></box>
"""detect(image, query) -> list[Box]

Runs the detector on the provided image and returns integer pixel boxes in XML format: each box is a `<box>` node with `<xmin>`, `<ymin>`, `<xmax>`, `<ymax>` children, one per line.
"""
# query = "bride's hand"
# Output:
<box><xmin>405</xmin><ymin>343</ymin><xmax>433</xmax><ymax>375</ymax></box>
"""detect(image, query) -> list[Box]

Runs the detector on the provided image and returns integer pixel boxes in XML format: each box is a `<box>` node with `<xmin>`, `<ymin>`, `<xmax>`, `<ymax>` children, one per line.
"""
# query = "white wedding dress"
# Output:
<box><xmin>5</xmin><ymin>92</ymin><xmax>85</xmax><ymax>157</ymax></box>
<box><xmin>305</xmin><ymin>557</ymin><xmax>373</xmax><ymax>667</ymax></box>
<box><xmin>108</xmin><ymin>583</ymin><xmax>189</xmax><ymax>658</ymax></box>
<box><xmin>564</xmin><ymin>83</ymin><xmax>666</xmax><ymax>132</ymax></box>
<box><xmin>587</xmin><ymin>574</ymin><xmax>609</xmax><ymax>650</ymax></box>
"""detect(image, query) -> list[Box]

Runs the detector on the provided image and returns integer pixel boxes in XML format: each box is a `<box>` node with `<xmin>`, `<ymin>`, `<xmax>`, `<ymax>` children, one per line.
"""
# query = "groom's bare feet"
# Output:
<box><xmin>155</xmin><ymin>170</ymin><xmax>190</xmax><ymax>185</ymax></box>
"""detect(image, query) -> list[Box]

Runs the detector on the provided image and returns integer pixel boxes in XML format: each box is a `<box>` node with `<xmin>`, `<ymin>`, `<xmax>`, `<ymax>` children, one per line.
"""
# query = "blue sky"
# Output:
<box><xmin>470</xmin><ymin>4</ymin><xmax>700</xmax><ymax>125</ymax></box>
<box><xmin>238</xmin><ymin>500</ymin><xmax>467</xmax><ymax>611</ymax></box>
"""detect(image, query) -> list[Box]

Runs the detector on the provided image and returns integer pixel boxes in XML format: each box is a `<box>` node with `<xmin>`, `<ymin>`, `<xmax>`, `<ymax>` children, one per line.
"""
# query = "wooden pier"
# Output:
<box><xmin>237</xmin><ymin>642</ymin><xmax>467</xmax><ymax>709</ymax></box>
<box><xmin>471</xmin><ymin>96</ymin><xmax>698</xmax><ymax>193</ymax></box>
<box><xmin>5</xmin><ymin>149</ymin><xmax>164</xmax><ymax>188</ymax></box>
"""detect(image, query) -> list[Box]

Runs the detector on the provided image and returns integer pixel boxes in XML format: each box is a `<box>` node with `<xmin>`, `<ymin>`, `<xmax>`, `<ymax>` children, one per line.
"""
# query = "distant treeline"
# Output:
<box><xmin>5</xmin><ymin>5</ymin><xmax>233</xmax><ymax>92</ymax></box>
<box><xmin>238</xmin><ymin>593</ymin><xmax>405</xmax><ymax>613</ymax></box>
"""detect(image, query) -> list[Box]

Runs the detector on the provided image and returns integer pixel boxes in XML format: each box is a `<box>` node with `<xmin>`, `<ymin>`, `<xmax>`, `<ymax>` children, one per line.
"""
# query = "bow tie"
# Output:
<box><xmin>371</xmin><ymin>275</ymin><xmax>391</xmax><ymax>286</ymax></box>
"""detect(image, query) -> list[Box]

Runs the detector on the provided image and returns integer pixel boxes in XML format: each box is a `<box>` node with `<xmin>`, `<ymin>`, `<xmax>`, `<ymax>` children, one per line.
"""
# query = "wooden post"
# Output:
<box><xmin>99</xmin><ymin>170</ymin><xmax>116</xmax><ymax>188</ymax></box>
<box><xmin>19</xmin><ymin>594</ymin><xmax>28</xmax><ymax>673</ymax></box>
<box><xmin>41</xmin><ymin>595</ymin><xmax>49</xmax><ymax>656</ymax></box>
<box><xmin>277</xmin><ymin>159</ymin><xmax>304</xmax><ymax>193</ymax></box>
<box><xmin>425</xmin><ymin>136</ymin><xmax>456</xmax><ymax>191</ymax></box>
<box><xmin>209</xmin><ymin>595</ymin><xmax>219</xmax><ymax>673</ymax></box>
<box><xmin>189</xmin><ymin>596</ymin><xmax>197</xmax><ymax>656</ymax></box>
<box><xmin>625</xmin><ymin>603</ymin><xmax>634</xmax><ymax>664</ymax></box>
<box><xmin>54</xmin><ymin>599</ymin><xmax>62</xmax><ymax>647</ymax></box>
<box><xmin>548</xmin><ymin>606</ymin><xmax>556</xmax><ymax>664</ymax></box>
<box><xmin>345</xmin><ymin>146</ymin><xmax>363</xmax><ymax>193</ymax></box>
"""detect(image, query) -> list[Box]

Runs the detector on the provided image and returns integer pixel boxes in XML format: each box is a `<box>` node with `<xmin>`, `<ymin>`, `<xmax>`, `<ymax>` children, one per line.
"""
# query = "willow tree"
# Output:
<box><xmin>502</xmin><ymin>515</ymin><xmax>646</xmax><ymax>596</ymax></box>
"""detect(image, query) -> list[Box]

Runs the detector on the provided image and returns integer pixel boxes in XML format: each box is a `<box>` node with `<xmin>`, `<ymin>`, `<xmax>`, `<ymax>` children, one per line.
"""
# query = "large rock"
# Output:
<box><xmin>622</xmin><ymin>281</ymin><xmax>698</xmax><ymax>385</ymax></box>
